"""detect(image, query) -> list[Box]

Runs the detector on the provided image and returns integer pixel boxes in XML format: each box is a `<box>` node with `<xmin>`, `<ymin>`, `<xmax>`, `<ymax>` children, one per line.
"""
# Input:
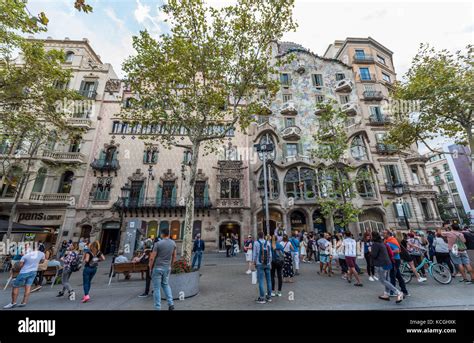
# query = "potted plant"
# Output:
<box><xmin>161</xmin><ymin>258</ymin><xmax>200</xmax><ymax>300</ymax></box>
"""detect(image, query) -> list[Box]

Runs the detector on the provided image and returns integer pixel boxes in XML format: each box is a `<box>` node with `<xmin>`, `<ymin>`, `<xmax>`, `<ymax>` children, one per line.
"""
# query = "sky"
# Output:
<box><xmin>27</xmin><ymin>0</ymin><xmax>473</xmax><ymax>153</ymax></box>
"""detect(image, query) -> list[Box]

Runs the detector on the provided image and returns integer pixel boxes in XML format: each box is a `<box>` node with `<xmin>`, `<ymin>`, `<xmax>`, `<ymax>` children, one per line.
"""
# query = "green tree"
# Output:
<box><xmin>388</xmin><ymin>44</ymin><xmax>473</xmax><ymax>169</ymax></box>
<box><xmin>122</xmin><ymin>0</ymin><xmax>297</xmax><ymax>262</ymax></box>
<box><xmin>311</xmin><ymin>101</ymin><xmax>364</xmax><ymax>231</ymax></box>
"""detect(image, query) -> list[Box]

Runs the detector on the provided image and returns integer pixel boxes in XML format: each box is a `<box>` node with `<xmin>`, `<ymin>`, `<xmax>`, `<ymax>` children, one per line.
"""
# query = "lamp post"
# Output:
<box><xmin>145</xmin><ymin>165</ymin><xmax>154</xmax><ymax>207</ymax></box>
<box><xmin>117</xmin><ymin>182</ymin><xmax>131</xmax><ymax>251</ymax></box>
<box><xmin>257</xmin><ymin>185</ymin><xmax>267</xmax><ymax>235</ymax></box>
<box><xmin>393</xmin><ymin>184</ymin><xmax>410</xmax><ymax>230</ymax></box>
<box><xmin>254</xmin><ymin>142</ymin><xmax>274</xmax><ymax>237</ymax></box>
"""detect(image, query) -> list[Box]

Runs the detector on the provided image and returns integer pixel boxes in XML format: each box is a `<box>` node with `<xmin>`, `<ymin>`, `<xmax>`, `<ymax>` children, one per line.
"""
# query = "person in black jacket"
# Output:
<box><xmin>192</xmin><ymin>234</ymin><xmax>205</xmax><ymax>270</ymax></box>
<box><xmin>371</xmin><ymin>232</ymin><xmax>403</xmax><ymax>304</ymax></box>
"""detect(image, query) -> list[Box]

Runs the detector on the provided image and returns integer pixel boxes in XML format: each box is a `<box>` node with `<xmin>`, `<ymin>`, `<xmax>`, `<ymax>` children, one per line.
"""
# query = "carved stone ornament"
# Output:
<box><xmin>129</xmin><ymin>169</ymin><xmax>146</xmax><ymax>182</ymax></box>
<box><xmin>195</xmin><ymin>169</ymin><xmax>209</xmax><ymax>182</ymax></box>
<box><xmin>160</xmin><ymin>169</ymin><xmax>178</xmax><ymax>182</ymax></box>
<box><xmin>105</xmin><ymin>79</ymin><xmax>121</xmax><ymax>94</ymax></box>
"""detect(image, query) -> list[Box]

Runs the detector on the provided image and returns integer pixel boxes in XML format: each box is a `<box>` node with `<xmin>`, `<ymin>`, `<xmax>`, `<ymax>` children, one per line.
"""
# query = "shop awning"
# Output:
<box><xmin>0</xmin><ymin>220</ymin><xmax>46</xmax><ymax>233</ymax></box>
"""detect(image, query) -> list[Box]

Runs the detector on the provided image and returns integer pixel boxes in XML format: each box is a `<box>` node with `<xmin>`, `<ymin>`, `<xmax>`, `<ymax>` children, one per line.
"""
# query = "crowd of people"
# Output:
<box><xmin>247</xmin><ymin>222</ymin><xmax>473</xmax><ymax>304</ymax></box>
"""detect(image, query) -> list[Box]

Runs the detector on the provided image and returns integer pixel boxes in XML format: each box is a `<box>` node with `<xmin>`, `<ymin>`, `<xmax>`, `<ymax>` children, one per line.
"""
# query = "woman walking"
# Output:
<box><xmin>57</xmin><ymin>243</ymin><xmax>78</xmax><ymax>301</ymax></box>
<box><xmin>300</xmin><ymin>233</ymin><xmax>307</xmax><ymax>263</ymax></box>
<box><xmin>82</xmin><ymin>241</ymin><xmax>105</xmax><ymax>303</ymax></box>
<box><xmin>281</xmin><ymin>235</ymin><xmax>295</xmax><ymax>283</ymax></box>
<box><xmin>270</xmin><ymin>235</ymin><xmax>284</xmax><ymax>297</ymax></box>
<box><xmin>225</xmin><ymin>235</ymin><xmax>232</xmax><ymax>257</ymax></box>
<box><xmin>363</xmin><ymin>232</ymin><xmax>377</xmax><ymax>281</ymax></box>
<box><xmin>371</xmin><ymin>232</ymin><xmax>403</xmax><ymax>304</ymax></box>
<box><xmin>243</xmin><ymin>235</ymin><xmax>254</xmax><ymax>274</ymax></box>
<box><xmin>399</xmin><ymin>232</ymin><xmax>426</xmax><ymax>283</ymax></box>
<box><xmin>335</xmin><ymin>234</ymin><xmax>348</xmax><ymax>279</ymax></box>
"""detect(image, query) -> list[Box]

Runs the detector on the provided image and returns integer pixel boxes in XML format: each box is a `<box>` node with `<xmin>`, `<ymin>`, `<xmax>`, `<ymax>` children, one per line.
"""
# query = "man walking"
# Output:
<box><xmin>149</xmin><ymin>228</ymin><xmax>176</xmax><ymax>310</ymax></box>
<box><xmin>192</xmin><ymin>233</ymin><xmax>205</xmax><ymax>271</ymax></box>
<box><xmin>290</xmin><ymin>231</ymin><xmax>300</xmax><ymax>275</ymax></box>
<box><xmin>317</xmin><ymin>233</ymin><xmax>331</xmax><ymax>276</ymax></box>
<box><xmin>252</xmin><ymin>231</ymin><xmax>272</xmax><ymax>304</ymax></box>
<box><xmin>384</xmin><ymin>229</ymin><xmax>409</xmax><ymax>297</ymax></box>
<box><xmin>4</xmin><ymin>244</ymin><xmax>45</xmax><ymax>309</ymax></box>
<box><xmin>343</xmin><ymin>231</ymin><xmax>363</xmax><ymax>287</ymax></box>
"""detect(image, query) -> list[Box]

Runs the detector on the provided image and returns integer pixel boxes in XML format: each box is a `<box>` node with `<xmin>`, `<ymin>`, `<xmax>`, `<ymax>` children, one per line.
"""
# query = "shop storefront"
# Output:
<box><xmin>13</xmin><ymin>210</ymin><xmax>66</xmax><ymax>246</ymax></box>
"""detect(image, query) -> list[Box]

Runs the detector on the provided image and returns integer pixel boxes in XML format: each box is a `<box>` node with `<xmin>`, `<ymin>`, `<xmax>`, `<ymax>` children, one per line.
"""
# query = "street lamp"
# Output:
<box><xmin>257</xmin><ymin>184</ymin><xmax>267</xmax><ymax>234</ymax></box>
<box><xmin>393</xmin><ymin>183</ymin><xmax>411</xmax><ymax>230</ymax></box>
<box><xmin>254</xmin><ymin>142</ymin><xmax>274</xmax><ymax>237</ymax></box>
<box><xmin>145</xmin><ymin>165</ymin><xmax>154</xmax><ymax>206</ymax></box>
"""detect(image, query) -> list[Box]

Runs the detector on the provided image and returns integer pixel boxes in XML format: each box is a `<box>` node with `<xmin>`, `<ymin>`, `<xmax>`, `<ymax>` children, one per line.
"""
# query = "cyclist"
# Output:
<box><xmin>398</xmin><ymin>232</ymin><xmax>427</xmax><ymax>283</ymax></box>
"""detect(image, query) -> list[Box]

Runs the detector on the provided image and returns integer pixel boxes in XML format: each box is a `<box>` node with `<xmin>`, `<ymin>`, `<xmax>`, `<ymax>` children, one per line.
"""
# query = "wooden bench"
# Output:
<box><xmin>3</xmin><ymin>265</ymin><xmax>61</xmax><ymax>290</ymax></box>
<box><xmin>108</xmin><ymin>262</ymin><xmax>149</xmax><ymax>286</ymax></box>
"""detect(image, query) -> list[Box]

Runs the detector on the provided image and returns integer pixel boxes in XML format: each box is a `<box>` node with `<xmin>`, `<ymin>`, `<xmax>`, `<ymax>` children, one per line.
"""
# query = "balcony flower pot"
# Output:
<box><xmin>161</xmin><ymin>259</ymin><xmax>200</xmax><ymax>300</ymax></box>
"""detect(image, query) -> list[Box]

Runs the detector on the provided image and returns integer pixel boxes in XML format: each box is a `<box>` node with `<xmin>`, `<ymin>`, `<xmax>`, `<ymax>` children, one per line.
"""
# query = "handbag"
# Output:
<box><xmin>37</xmin><ymin>259</ymin><xmax>49</xmax><ymax>271</ymax></box>
<box><xmin>251</xmin><ymin>270</ymin><xmax>257</xmax><ymax>284</ymax></box>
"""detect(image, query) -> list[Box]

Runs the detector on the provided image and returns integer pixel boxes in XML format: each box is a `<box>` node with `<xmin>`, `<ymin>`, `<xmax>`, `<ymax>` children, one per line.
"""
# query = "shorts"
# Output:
<box><xmin>319</xmin><ymin>254</ymin><xmax>330</xmax><ymax>264</ymax></box>
<box><xmin>450</xmin><ymin>251</ymin><xmax>470</xmax><ymax>266</ymax></box>
<box><xmin>245</xmin><ymin>250</ymin><xmax>253</xmax><ymax>262</ymax></box>
<box><xmin>345</xmin><ymin>256</ymin><xmax>356</xmax><ymax>268</ymax></box>
<box><xmin>12</xmin><ymin>271</ymin><xmax>37</xmax><ymax>287</ymax></box>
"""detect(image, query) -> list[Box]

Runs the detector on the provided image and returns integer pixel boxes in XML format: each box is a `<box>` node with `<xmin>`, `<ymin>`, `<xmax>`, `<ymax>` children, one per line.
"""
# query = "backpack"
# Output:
<box><xmin>87</xmin><ymin>252</ymin><xmax>101</xmax><ymax>268</ymax></box>
<box><xmin>462</xmin><ymin>231</ymin><xmax>474</xmax><ymax>250</ymax></box>
<box><xmin>452</xmin><ymin>233</ymin><xmax>467</xmax><ymax>255</ymax></box>
<box><xmin>273</xmin><ymin>245</ymin><xmax>285</xmax><ymax>266</ymax></box>
<box><xmin>69</xmin><ymin>253</ymin><xmax>82</xmax><ymax>272</ymax></box>
<box><xmin>259</xmin><ymin>241</ymin><xmax>269</xmax><ymax>265</ymax></box>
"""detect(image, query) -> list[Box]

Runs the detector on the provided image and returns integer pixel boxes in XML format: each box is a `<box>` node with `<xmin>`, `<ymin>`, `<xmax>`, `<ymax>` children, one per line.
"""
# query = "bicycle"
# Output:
<box><xmin>400</xmin><ymin>256</ymin><xmax>452</xmax><ymax>284</ymax></box>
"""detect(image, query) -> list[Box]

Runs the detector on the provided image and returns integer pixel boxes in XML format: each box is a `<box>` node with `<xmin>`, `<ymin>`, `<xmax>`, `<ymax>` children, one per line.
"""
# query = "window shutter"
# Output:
<box><xmin>98</xmin><ymin>150</ymin><xmax>106</xmax><ymax>162</ymax></box>
<box><xmin>171</xmin><ymin>185</ymin><xmax>177</xmax><ymax>207</ymax></box>
<box><xmin>143</xmin><ymin>151</ymin><xmax>148</xmax><ymax>163</ymax></box>
<box><xmin>152</xmin><ymin>151</ymin><xmax>158</xmax><ymax>163</ymax></box>
<box><xmin>138</xmin><ymin>183</ymin><xmax>145</xmax><ymax>206</ymax></box>
<box><xmin>204</xmin><ymin>183</ymin><xmax>209</xmax><ymax>206</ymax></box>
<box><xmin>404</xmin><ymin>203</ymin><xmax>412</xmax><ymax>218</ymax></box>
<box><xmin>79</xmin><ymin>81</ymin><xmax>85</xmax><ymax>92</ymax></box>
<box><xmin>93</xmin><ymin>80</ymin><xmax>99</xmax><ymax>92</ymax></box>
<box><xmin>155</xmin><ymin>185</ymin><xmax>162</xmax><ymax>207</ymax></box>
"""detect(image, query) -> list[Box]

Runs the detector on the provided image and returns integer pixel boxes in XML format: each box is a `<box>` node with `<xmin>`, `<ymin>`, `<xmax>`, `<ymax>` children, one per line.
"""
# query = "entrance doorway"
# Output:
<box><xmin>219</xmin><ymin>222</ymin><xmax>241</xmax><ymax>246</ymax></box>
<box><xmin>100</xmin><ymin>221</ymin><xmax>120</xmax><ymax>255</ymax></box>
<box><xmin>257</xmin><ymin>210</ymin><xmax>282</xmax><ymax>235</ymax></box>
<box><xmin>289</xmin><ymin>210</ymin><xmax>307</xmax><ymax>232</ymax></box>
<box><xmin>312</xmin><ymin>209</ymin><xmax>327</xmax><ymax>233</ymax></box>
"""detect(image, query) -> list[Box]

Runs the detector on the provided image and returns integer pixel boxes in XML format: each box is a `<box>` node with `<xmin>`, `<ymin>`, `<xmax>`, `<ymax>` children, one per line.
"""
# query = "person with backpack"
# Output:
<box><xmin>243</xmin><ymin>235</ymin><xmax>254</xmax><ymax>275</ymax></box>
<box><xmin>252</xmin><ymin>231</ymin><xmax>272</xmax><ymax>304</ymax></box>
<box><xmin>270</xmin><ymin>235</ymin><xmax>284</xmax><ymax>297</ymax></box>
<box><xmin>317</xmin><ymin>233</ymin><xmax>331</xmax><ymax>277</ymax></box>
<box><xmin>407</xmin><ymin>232</ymin><xmax>427</xmax><ymax>278</ymax></box>
<box><xmin>371</xmin><ymin>231</ymin><xmax>403</xmax><ymax>304</ymax></box>
<box><xmin>57</xmin><ymin>243</ymin><xmax>80</xmax><ymax>301</ymax></box>
<box><xmin>433</xmin><ymin>230</ymin><xmax>455</xmax><ymax>276</ymax></box>
<box><xmin>384</xmin><ymin>229</ymin><xmax>409</xmax><ymax>298</ymax></box>
<box><xmin>81</xmin><ymin>241</ymin><xmax>105</xmax><ymax>303</ymax></box>
<box><xmin>438</xmin><ymin>224</ymin><xmax>473</xmax><ymax>284</ymax></box>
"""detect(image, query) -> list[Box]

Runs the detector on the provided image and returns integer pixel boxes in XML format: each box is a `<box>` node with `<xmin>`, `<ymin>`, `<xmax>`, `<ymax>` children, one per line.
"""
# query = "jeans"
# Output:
<box><xmin>292</xmin><ymin>252</ymin><xmax>299</xmax><ymax>270</ymax></box>
<box><xmin>144</xmin><ymin>267</ymin><xmax>151</xmax><ymax>294</ymax></box>
<box><xmin>435</xmin><ymin>252</ymin><xmax>454</xmax><ymax>274</ymax></box>
<box><xmin>82</xmin><ymin>266</ymin><xmax>97</xmax><ymax>296</ymax></box>
<box><xmin>375</xmin><ymin>266</ymin><xmax>401</xmax><ymax>296</ymax></box>
<box><xmin>256</xmin><ymin>264</ymin><xmax>272</xmax><ymax>299</ymax></box>
<box><xmin>364</xmin><ymin>252</ymin><xmax>375</xmax><ymax>276</ymax></box>
<box><xmin>62</xmin><ymin>269</ymin><xmax>73</xmax><ymax>293</ymax></box>
<box><xmin>271</xmin><ymin>262</ymin><xmax>283</xmax><ymax>292</ymax></box>
<box><xmin>389</xmin><ymin>259</ymin><xmax>408</xmax><ymax>294</ymax></box>
<box><xmin>152</xmin><ymin>266</ymin><xmax>174</xmax><ymax>310</ymax></box>
<box><xmin>192</xmin><ymin>251</ymin><xmax>203</xmax><ymax>269</ymax></box>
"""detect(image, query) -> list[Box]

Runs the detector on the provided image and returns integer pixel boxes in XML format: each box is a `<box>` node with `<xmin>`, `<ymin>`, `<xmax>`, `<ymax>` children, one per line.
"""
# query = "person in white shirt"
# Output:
<box><xmin>4</xmin><ymin>244</ymin><xmax>45</xmax><ymax>309</ymax></box>
<box><xmin>343</xmin><ymin>231</ymin><xmax>363</xmax><ymax>287</ymax></box>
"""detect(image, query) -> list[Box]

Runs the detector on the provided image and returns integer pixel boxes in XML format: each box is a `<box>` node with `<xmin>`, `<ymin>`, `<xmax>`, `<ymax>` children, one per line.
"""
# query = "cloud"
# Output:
<box><xmin>134</xmin><ymin>0</ymin><xmax>151</xmax><ymax>23</ymax></box>
<box><xmin>104</xmin><ymin>7</ymin><xmax>125</xmax><ymax>30</ymax></box>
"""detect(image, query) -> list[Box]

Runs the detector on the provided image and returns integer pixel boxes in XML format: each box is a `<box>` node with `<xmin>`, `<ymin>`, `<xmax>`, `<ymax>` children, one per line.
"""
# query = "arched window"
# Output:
<box><xmin>350</xmin><ymin>135</ymin><xmax>367</xmax><ymax>160</ymax></box>
<box><xmin>258</xmin><ymin>165</ymin><xmax>279</xmax><ymax>199</ymax></box>
<box><xmin>65</xmin><ymin>51</ymin><xmax>74</xmax><ymax>63</ymax></box>
<box><xmin>258</xmin><ymin>133</ymin><xmax>276</xmax><ymax>161</ymax></box>
<box><xmin>32</xmin><ymin>167</ymin><xmax>47</xmax><ymax>193</ymax></box>
<box><xmin>58</xmin><ymin>171</ymin><xmax>74</xmax><ymax>193</ymax></box>
<box><xmin>357</xmin><ymin>167</ymin><xmax>376</xmax><ymax>198</ymax></box>
<box><xmin>300</xmin><ymin>167</ymin><xmax>318</xmax><ymax>199</ymax></box>
<box><xmin>0</xmin><ymin>166</ymin><xmax>22</xmax><ymax>198</ymax></box>
<box><xmin>284</xmin><ymin>168</ymin><xmax>301</xmax><ymax>199</ymax></box>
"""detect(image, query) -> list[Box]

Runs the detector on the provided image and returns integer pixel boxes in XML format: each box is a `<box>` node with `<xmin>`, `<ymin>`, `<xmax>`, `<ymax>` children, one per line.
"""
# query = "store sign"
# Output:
<box><xmin>18</xmin><ymin>213</ymin><xmax>62</xmax><ymax>222</ymax></box>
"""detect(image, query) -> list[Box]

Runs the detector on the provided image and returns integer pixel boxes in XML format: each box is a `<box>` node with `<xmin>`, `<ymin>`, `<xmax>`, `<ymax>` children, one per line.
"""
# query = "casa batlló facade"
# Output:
<box><xmin>0</xmin><ymin>37</ymin><xmax>443</xmax><ymax>254</ymax></box>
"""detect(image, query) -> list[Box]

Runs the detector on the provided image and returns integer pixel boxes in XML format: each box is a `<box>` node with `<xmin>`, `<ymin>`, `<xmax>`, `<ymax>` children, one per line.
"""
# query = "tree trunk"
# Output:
<box><xmin>4</xmin><ymin>173</ymin><xmax>26</xmax><ymax>242</ymax></box>
<box><xmin>467</xmin><ymin>122</ymin><xmax>473</xmax><ymax>171</ymax></box>
<box><xmin>181</xmin><ymin>140</ymin><xmax>201</xmax><ymax>263</ymax></box>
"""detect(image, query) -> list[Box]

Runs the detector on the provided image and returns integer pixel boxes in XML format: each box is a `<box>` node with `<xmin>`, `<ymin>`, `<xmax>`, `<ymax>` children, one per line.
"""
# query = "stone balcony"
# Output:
<box><xmin>335</xmin><ymin>79</ymin><xmax>353</xmax><ymax>93</ymax></box>
<box><xmin>66</xmin><ymin>117</ymin><xmax>93</xmax><ymax>129</ymax></box>
<box><xmin>216</xmin><ymin>198</ymin><xmax>244</xmax><ymax>208</ymax></box>
<box><xmin>341</xmin><ymin>102</ymin><xmax>358</xmax><ymax>116</ymax></box>
<box><xmin>42</xmin><ymin>150</ymin><xmax>86</xmax><ymax>164</ymax></box>
<box><xmin>29</xmin><ymin>192</ymin><xmax>73</xmax><ymax>205</ymax></box>
<box><xmin>280</xmin><ymin>126</ymin><xmax>301</xmax><ymax>140</ymax></box>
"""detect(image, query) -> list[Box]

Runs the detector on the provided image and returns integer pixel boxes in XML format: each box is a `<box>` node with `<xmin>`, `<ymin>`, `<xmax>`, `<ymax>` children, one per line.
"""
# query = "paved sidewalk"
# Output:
<box><xmin>0</xmin><ymin>253</ymin><xmax>472</xmax><ymax>310</ymax></box>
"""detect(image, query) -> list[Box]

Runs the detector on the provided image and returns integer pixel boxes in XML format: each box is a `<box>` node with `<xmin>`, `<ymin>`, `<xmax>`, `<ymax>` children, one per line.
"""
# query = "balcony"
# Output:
<box><xmin>67</xmin><ymin>117</ymin><xmax>92</xmax><ymax>129</ymax></box>
<box><xmin>410</xmin><ymin>184</ymin><xmax>435</xmax><ymax>193</ymax></box>
<box><xmin>42</xmin><ymin>150</ymin><xmax>86</xmax><ymax>164</ymax></box>
<box><xmin>278</xmin><ymin>154</ymin><xmax>314</xmax><ymax>165</ymax></box>
<box><xmin>358</xmin><ymin>73</ymin><xmax>376</xmax><ymax>83</ymax></box>
<box><xmin>335</xmin><ymin>79</ymin><xmax>353</xmax><ymax>93</ymax></box>
<box><xmin>434</xmin><ymin>179</ymin><xmax>445</xmax><ymax>186</ymax></box>
<box><xmin>29</xmin><ymin>193</ymin><xmax>73</xmax><ymax>205</ymax></box>
<box><xmin>78</xmin><ymin>89</ymin><xmax>97</xmax><ymax>99</ymax></box>
<box><xmin>368</xmin><ymin>115</ymin><xmax>391</xmax><ymax>126</ymax></box>
<box><xmin>341</xmin><ymin>102</ymin><xmax>358</xmax><ymax>116</ymax></box>
<box><xmin>114</xmin><ymin>197</ymin><xmax>211</xmax><ymax>210</ymax></box>
<box><xmin>90</xmin><ymin>158</ymin><xmax>120</xmax><ymax>172</ymax></box>
<box><xmin>280</xmin><ymin>102</ymin><xmax>297</xmax><ymax>116</ymax></box>
<box><xmin>431</xmin><ymin>168</ymin><xmax>441</xmax><ymax>176</ymax></box>
<box><xmin>280</xmin><ymin>126</ymin><xmax>301</xmax><ymax>140</ymax></box>
<box><xmin>216</xmin><ymin>198</ymin><xmax>244</xmax><ymax>208</ymax></box>
<box><xmin>363</xmin><ymin>90</ymin><xmax>384</xmax><ymax>101</ymax></box>
<box><xmin>375</xmin><ymin>143</ymin><xmax>398</xmax><ymax>154</ymax></box>
<box><xmin>353</xmin><ymin>54</ymin><xmax>375</xmax><ymax>64</ymax></box>
<box><xmin>383</xmin><ymin>182</ymin><xmax>409</xmax><ymax>194</ymax></box>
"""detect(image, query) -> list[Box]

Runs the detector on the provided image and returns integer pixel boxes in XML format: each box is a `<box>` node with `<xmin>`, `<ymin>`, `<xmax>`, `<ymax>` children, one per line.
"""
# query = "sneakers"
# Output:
<box><xmin>168</xmin><ymin>305</ymin><xmax>175</xmax><ymax>311</ymax></box>
<box><xmin>277</xmin><ymin>291</ymin><xmax>282</xmax><ymax>297</ymax></box>
<box><xmin>396</xmin><ymin>293</ymin><xmax>404</xmax><ymax>304</ymax></box>
<box><xmin>138</xmin><ymin>293</ymin><xmax>149</xmax><ymax>298</ymax></box>
<box><xmin>460</xmin><ymin>279</ymin><xmax>473</xmax><ymax>284</ymax></box>
<box><xmin>81</xmin><ymin>295</ymin><xmax>90</xmax><ymax>303</ymax></box>
<box><xmin>56</xmin><ymin>291</ymin><xmax>65</xmax><ymax>297</ymax></box>
<box><xmin>3</xmin><ymin>303</ymin><xmax>16</xmax><ymax>309</ymax></box>
<box><xmin>265</xmin><ymin>296</ymin><xmax>272</xmax><ymax>303</ymax></box>
<box><xmin>378</xmin><ymin>295</ymin><xmax>390</xmax><ymax>301</ymax></box>
<box><xmin>17</xmin><ymin>303</ymin><xmax>26</xmax><ymax>307</ymax></box>
<box><xmin>255</xmin><ymin>297</ymin><xmax>266</xmax><ymax>304</ymax></box>
<box><xmin>403</xmin><ymin>293</ymin><xmax>411</xmax><ymax>297</ymax></box>
<box><xmin>246</xmin><ymin>270</ymin><xmax>252</xmax><ymax>275</ymax></box>
<box><xmin>369</xmin><ymin>276</ymin><xmax>375</xmax><ymax>282</ymax></box>
<box><xmin>271</xmin><ymin>292</ymin><xmax>276</xmax><ymax>297</ymax></box>
<box><xmin>417</xmin><ymin>277</ymin><xmax>427</xmax><ymax>283</ymax></box>
<box><xmin>373</xmin><ymin>276</ymin><xmax>379</xmax><ymax>281</ymax></box>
